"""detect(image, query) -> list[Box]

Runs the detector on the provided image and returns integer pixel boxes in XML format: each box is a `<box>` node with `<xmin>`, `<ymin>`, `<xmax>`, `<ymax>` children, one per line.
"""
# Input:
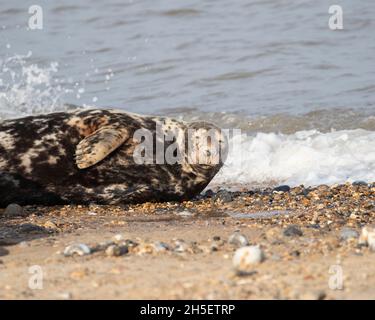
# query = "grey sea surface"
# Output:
<box><xmin>0</xmin><ymin>1</ymin><xmax>374</xmax><ymax>187</ymax></box>
<box><xmin>0</xmin><ymin>0</ymin><xmax>374</xmax><ymax>130</ymax></box>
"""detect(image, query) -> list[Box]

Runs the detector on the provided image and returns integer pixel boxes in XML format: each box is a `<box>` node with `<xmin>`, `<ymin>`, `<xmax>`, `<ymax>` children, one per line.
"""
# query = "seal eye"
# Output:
<box><xmin>206</xmin><ymin>150</ymin><xmax>211</xmax><ymax>157</ymax></box>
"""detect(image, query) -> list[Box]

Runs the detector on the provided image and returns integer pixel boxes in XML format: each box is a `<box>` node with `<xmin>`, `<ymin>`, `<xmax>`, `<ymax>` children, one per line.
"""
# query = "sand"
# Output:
<box><xmin>0</xmin><ymin>183</ymin><xmax>374</xmax><ymax>300</ymax></box>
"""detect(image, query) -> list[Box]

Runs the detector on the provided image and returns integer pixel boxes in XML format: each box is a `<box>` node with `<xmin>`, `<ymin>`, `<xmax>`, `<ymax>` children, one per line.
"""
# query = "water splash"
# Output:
<box><xmin>0</xmin><ymin>52</ymin><xmax>70</xmax><ymax>120</ymax></box>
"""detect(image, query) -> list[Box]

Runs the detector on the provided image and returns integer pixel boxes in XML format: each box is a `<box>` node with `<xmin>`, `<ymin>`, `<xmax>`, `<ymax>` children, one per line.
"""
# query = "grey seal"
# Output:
<box><xmin>0</xmin><ymin>109</ymin><xmax>227</xmax><ymax>206</ymax></box>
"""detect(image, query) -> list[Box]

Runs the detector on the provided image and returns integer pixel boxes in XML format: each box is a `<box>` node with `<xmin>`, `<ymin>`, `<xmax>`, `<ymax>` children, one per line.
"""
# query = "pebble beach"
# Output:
<box><xmin>0</xmin><ymin>182</ymin><xmax>374</xmax><ymax>299</ymax></box>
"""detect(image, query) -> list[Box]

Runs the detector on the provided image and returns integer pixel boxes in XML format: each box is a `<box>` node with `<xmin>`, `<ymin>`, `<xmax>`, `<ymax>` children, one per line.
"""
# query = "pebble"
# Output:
<box><xmin>105</xmin><ymin>244</ymin><xmax>128</xmax><ymax>257</ymax></box>
<box><xmin>352</xmin><ymin>181</ymin><xmax>368</xmax><ymax>186</ymax></box>
<box><xmin>57</xmin><ymin>292</ymin><xmax>72</xmax><ymax>300</ymax></box>
<box><xmin>64</xmin><ymin>243</ymin><xmax>91</xmax><ymax>257</ymax></box>
<box><xmin>123</xmin><ymin>239</ymin><xmax>138</xmax><ymax>248</ymax></box>
<box><xmin>271</xmin><ymin>254</ymin><xmax>281</xmax><ymax>261</ymax></box>
<box><xmin>0</xmin><ymin>247</ymin><xmax>9</xmax><ymax>257</ymax></box>
<box><xmin>152</xmin><ymin>241</ymin><xmax>170</xmax><ymax>252</ymax></box>
<box><xmin>135</xmin><ymin>242</ymin><xmax>158</xmax><ymax>255</ymax></box>
<box><xmin>176</xmin><ymin>210</ymin><xmax>194</xmax><ymax>217</ymax></box>
<box><xmin>4</xmin><ymin>204</ymin><xmax>24</xmax><ymax>216</ymax></box>
<box><xmin>173</xmin><ymin>239</ymin><xmax>190</xmax><ymax>253</ymax></box>
<box><xmin>233</xmin><ymin>246</ymin><xmax>265</xmax><ymax>273</ymax></box>
<box><xmin>228</xmin><ymin>232</ymin><xmax>249</xmax><ymax>247</ymax></box>
<box><xmin>91</xmin><ymin>241</ymin><xmax>115</xmax><ymax>252</ymax></box>
<box><xmin>213</xmin><ymin>190</ymin><xmax>233</xmax><ymax>203</ymax></box>
<box><xmin>299</xmin><ymin>290</ymin><xmax>326</xmax><ymax>300</ymax></box>
<box><xmin>44</xmin><ymin>221</ymin><xmax>59</xmax><ymax>230</ymax></box>
<box><xmin>18</xmin><ymin>224</ymin><xmax>45</xmax><ymax>233</ymax></box>
<box><xmin>290</xmin><ymin>250</ymin><xmax>300</xmax><ymax>257</ymax></box>
<box><xmin>340</xmin><ymin>227</ymin><xmax>359</xmax><ymax>241</ymax></box>
<box><xmin>210</xmin><ymin>244</ymin><xmax>219</xmax><ymax>252</ymax></box>
<box><xmin>283</xmin><ymin>225</ymin><xmax>303</xmax><ymax>237</ymax></box>
<box><xmin>358</xmin><ymin>225</ymin><xmax>375</xmax><ymax>251</ymax></box>
<box><xmin>204</xmin><ymin>189</ymin><xmax>214</xmax><ymax>197</ymax></box>
<box><xmin>273</xmin><ymin>185</ymin><xmax>291</xmax><ymax>192</ymax></box>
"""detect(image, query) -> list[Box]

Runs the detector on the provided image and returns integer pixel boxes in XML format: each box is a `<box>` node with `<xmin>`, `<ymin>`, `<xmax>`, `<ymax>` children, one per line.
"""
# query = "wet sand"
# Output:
<box><xmin>0</xmin><ymin>183</ymin><xmax>374</xmax><ymax>300</ymax></box>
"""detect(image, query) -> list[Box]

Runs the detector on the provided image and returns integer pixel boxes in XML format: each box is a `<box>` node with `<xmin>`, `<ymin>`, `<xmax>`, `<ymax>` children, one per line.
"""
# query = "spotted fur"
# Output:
<box><xmin>0</xmin><ymin>109</ymin><xmax>226</xmax><ymax>207</ymax></box>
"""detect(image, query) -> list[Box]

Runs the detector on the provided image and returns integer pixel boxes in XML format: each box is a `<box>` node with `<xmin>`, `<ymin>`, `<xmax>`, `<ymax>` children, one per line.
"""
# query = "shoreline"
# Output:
<box><xmin>0</xmin><ymin>182</ymin><xmax>374</xmax><ymax>299</ymax></box>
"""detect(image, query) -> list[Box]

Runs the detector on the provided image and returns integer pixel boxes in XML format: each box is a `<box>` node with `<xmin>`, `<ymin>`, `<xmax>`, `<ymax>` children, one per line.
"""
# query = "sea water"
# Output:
<box><xmin>0</xmin><ymin>0</ymin><xmax>374</xmax><ymax>188</ymax></box>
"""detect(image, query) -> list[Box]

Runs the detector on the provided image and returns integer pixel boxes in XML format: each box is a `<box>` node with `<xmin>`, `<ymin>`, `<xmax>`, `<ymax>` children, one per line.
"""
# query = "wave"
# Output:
<box><xmin>164</xmin><ymin>108</ymin><xmax>375</xmax><ymax>134</ymax></box>
<box><xmin>211</xmin><ymin>129</ymin><xmax>375</xmax><ymax>188</ymax></box>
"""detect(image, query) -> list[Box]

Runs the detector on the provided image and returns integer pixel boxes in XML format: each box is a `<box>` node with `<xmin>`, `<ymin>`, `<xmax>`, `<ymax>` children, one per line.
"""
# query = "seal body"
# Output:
<box><xmin>0</xmin><ymin>109</ymin><xmax>225</xmax><ymax>206</ymax></box>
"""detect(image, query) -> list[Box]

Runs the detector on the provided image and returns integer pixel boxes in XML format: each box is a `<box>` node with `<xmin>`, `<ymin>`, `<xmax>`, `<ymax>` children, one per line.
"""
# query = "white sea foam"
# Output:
<box><xmin>212</xmin><ymin>129</ymin><xmax>375</xmax><ymax>188</ymax></box>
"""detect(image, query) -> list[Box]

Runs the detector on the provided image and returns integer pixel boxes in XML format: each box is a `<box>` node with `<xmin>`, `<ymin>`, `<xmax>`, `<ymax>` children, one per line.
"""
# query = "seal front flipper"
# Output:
<box><xmin>75</xmin><ymin>125</ymin><xmax>130</xmax><ymax>169</ymax></box>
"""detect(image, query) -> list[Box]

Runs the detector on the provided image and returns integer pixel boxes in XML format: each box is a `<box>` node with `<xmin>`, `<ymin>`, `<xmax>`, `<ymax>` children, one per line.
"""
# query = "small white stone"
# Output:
<box><xmin>63</xmin><ymin>243</ymin><xmax>91</xmax><ymax>257</ymax></box>
<box><xmin>57</xmin><ymin>292</ymin><xmax>72</xmax><ymax>300</ymax></box>
<box><xmin>359</xmin><ymin>225</ymin><xmax>375</xmax><ymax>251</ymax></box>
<box><xmin>18</xmin><ymin>241</ymin><xmax>29</xmax><ymax>248</ymax></box>
<box><xmin>152</xmin><ymin>241</ymin><xmax>170</xmax><ymax>252</ymax></box>
<box><xmin>228</xmin><ymin>232</ymin><xmax>249</xmax><ymax>247</ymax></box>
<box><xmin>233</xmin><ymin>245</ymin><xmax>265</xmax><ymax>272</ymax></box>
<box><xmin>174</xmin><ymin>239</ymin><xmax>189</xmax><ymax>253</ymax></box>
<box><xmin>113</xmin><ymin>234</ymin><xmax>124</xmax><ymax>242</ymax></box>
<box><xmin>176</xmin><ymin>210</ymin><xmax>194</xmax><ymax>217</ymax></box>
